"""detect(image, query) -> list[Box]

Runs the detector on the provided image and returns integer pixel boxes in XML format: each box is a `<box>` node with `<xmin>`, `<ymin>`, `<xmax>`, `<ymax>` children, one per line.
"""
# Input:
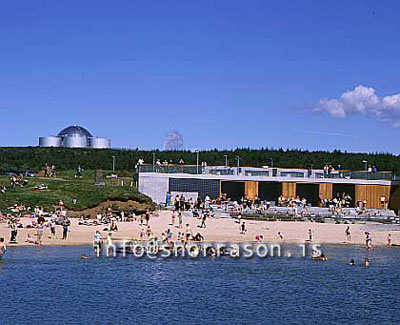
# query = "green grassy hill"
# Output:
<box><xmin>0</xmin><ymin>170</ymin><xmax>153</xmax><ymax>215</ymax></box>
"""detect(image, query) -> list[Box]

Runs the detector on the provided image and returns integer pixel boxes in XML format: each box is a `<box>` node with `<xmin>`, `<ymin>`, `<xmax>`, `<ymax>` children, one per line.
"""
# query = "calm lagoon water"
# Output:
<box><xmin>1</xmin><ymin>244</ymin><xmax>400</xmax><ymax>324</ymax></box>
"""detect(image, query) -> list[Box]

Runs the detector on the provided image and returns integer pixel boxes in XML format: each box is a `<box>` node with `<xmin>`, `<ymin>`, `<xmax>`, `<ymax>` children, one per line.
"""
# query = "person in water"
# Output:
<box><xmin>0</xmin><ymin>237</ymin><xmax>6</xmax><ymax>258</ymax></box>
<box><xmin>365</xmin><ymin>258</ymin><xmax>370</xmax><ymax>267</ymax></box>
<box><xmin>93</xmin><ymin>231</ymin><xmax>102</xmax><ymax>255</ymax></box>
<box><xmin>349</xmin><ymin>259</ymin><xmax>356</xmax><ymax>266</ymax></box>
<box><xmin>81</xmin><ymin>254</ymin><xmax>92</xmax><ymax>260</ymax></box>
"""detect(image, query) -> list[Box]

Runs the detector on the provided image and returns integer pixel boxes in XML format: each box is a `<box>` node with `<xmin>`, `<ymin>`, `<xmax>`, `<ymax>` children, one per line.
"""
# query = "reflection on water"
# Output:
<box><xmin>1</xmin><ymin>244</ymin><xmax>400</xmax><ymax>324</ymax></box>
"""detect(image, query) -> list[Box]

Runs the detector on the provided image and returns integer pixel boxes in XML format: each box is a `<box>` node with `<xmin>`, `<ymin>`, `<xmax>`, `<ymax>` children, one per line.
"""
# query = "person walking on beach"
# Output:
<box><xmin>387</xmin><ymin>233</ymin><xmax>392</xmax><ymax>246</ymax></box>
<box><xmin>178</xmin><ymin>212</ymin><xmax>183</xmax><ymax>229</ymax></box>
<box><xmin>365</xmin><ymin>232</ymin><xmax>372</xmax><ymax>250</ymax></box>
<box><xmin>139</xmin><ymin>228</ymin><xmax>145</xmax><ymax>241</ymax></box>
<box><xmin>240</xmin><ymin>222</ymin><xmax>247</xmax><ymax>234</ymax></box>
<box><xmin>345</xmin><ymin>226</ymin><xmax>351</xmax><ymax>242</ymax></box>
<box><xmin>199</xmin><ymin>213</ymin><xmax>207</xmax><ymax>228</ymax></box>
<box><xmin>62</xmin><ymin>221</ymin><xmax>69</xmax><ymax>240</ymax></box>
<box><xmin>145</xmin><ymin>209</ymin><xmax>150</xmax><ymax>226</ymax></box>
<box><xmin>0</xmin><ymin>238</ymin><xmax>6</xmax><ymax>259</ymax></box>
<box><xmin>171</xmin><ymin>211</ymin><xmax>176</xmax><ymax>226</ymax></box>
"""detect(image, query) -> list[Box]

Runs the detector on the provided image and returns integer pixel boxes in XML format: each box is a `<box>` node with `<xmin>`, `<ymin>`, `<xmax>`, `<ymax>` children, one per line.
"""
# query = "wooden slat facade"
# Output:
<box><xmin>319</xmin><ymin>183</ymin><xmax>333</xmax><ymax>200</ymax></box>
<box><xmin>282</xmin><ymin>182</ymin><xmax>296</xmax><ymax>198</ymax></box>
<box><xmin>355</xmin><ymin>185</ymin><xmax>391</xmax><ymax>209</ymax></box>
<box><xmin>245</xmin><ymin>181</ymin><xmax>258</xmax><ymax>200</ymax></box>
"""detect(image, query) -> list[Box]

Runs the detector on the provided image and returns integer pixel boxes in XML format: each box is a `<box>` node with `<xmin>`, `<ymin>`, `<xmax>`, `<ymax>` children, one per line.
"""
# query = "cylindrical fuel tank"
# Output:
<box><xmin>39</xmin><ymin>136</ymin><xmax>62</xmax><ymax>147</ymax></box>
<box><xmin>63</xmin><ymin>136</ymin><xmax>88</xmax><ymax>148</ymax></box>
<box><xmin>89</xmin><ymin>137</ymin><xmax>111</xmax><ymax>149</ymax></box>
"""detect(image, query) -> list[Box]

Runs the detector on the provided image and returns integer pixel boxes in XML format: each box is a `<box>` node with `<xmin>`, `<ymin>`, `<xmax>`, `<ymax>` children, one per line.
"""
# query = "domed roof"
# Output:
<box><xmin>58</xmin><ymin>125</ymin><xmax>92</xmax><ymax>138</ymax></box>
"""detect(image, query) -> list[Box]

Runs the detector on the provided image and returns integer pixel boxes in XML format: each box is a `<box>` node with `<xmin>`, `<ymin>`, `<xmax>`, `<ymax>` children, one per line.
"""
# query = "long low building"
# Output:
<box><xmin>137</xmin><ymin>165</ymin><xmax>400</xmax><ymax>212</ymax></box>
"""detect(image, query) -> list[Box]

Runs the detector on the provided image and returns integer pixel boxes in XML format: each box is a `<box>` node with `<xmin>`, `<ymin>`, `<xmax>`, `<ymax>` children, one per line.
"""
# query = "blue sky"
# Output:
<box><xmin>1</xmin><ymin>0</ymin><xmax>400</xmax><ymax>153</ymax></box>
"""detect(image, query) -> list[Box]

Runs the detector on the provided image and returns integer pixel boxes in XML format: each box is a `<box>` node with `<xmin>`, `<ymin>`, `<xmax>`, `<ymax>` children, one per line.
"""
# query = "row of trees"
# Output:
<box><xmin>0</xmin><ymin>147</ymin><xmax>399</xmax><ymax>174</ymax></box>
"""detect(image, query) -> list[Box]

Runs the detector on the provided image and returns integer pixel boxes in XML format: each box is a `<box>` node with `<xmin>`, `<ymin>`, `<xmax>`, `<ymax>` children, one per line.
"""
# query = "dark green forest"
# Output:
<box><xmin>1</xmin><ymin>147</ymin><xmax>400</xmax><ymax>174</ymax></box>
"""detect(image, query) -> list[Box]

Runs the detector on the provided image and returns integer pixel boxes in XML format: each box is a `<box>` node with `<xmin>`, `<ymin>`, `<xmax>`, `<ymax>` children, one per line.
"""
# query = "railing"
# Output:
<box><xmin>136</xmin><ymin>164</ymin><xmax>398</xmax><ymax>181</ymax></box>
<box><xmin>137</xmin><ymin>164</ymin><xmax>199</xmax><ymax>174</ymax></box>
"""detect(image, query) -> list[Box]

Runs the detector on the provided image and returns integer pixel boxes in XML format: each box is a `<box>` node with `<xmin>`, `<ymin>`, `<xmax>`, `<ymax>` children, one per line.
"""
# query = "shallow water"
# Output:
<box><xmin>1</xmin><ymin>244</ymin><xmax>400</xmax><ymax>324</ymax></box>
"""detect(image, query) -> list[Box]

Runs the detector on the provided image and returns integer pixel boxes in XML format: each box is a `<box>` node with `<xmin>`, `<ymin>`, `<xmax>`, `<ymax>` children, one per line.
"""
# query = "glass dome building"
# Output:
<box><xmin>39</xmin><ymin>124</ymin><xmax>111</xmax><ymax>149</ymax></box>
<box><xmin>57</xmin><ymin>125</ymin><xmax>93</xmax><ymax>138</ymax></box>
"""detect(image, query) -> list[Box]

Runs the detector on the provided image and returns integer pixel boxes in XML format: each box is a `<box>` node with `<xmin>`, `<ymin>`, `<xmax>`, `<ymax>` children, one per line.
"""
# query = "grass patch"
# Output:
<box><xmin>0</xmin><ymin>170</ymin><xmax>153</xmax><ymax>213</ymax></box>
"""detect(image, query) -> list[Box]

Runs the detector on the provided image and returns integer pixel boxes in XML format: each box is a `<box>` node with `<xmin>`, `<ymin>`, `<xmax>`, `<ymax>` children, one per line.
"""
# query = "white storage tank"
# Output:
<box><xmin>39</xmin><ymin>136</ymin><xmax>62</xmax><ymax>147</ymax></box>
<box><xmin>89</xmin><ymin>137</ymin><xmax>111</xmax><ymax>149</ymax></box>
<box><xmin>63</xmin><ymin>136</ymin><xmax>88</xmax><ymax>148</ymax></box>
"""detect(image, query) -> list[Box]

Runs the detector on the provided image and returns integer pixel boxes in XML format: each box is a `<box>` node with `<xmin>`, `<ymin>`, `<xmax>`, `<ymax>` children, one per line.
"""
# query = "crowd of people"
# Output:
<box><xmin>277</xmin><ymin>195</ymin><xmax>308</xmax><ymax>208</ymax></box>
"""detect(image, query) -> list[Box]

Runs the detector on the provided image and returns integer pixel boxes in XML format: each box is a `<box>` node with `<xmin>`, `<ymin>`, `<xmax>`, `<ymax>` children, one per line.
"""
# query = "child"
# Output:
<box><xmin>387</xmin><ymin>233</ymin><xmax>392</xmax><ymax>246</ymax></box>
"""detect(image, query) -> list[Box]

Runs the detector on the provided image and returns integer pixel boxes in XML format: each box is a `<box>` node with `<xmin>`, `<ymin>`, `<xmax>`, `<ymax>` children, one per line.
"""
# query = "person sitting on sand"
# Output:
<box><xmin>255</xmin><ymin>234</ymin><xmax>264</xmax><ymax>242</ymax></box>
<box><xmin>277</xmin><ymin>232</ymin><xmax>284</xmax><ymax>240</ymax></box>
<box><xmin>192</xmin><ymin>232</ymin><xmax>204</xmax><ymax>242</ymax></box>
<box><xmin>25</xmin><ymin>233</ymin><xmax>35</xmax><ymax>243</ymax></box>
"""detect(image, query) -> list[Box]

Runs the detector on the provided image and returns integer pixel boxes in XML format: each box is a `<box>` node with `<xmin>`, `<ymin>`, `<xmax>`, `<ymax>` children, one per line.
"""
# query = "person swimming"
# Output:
<box><xmin>365</xmin><ymin>258</ymin><xmax>370</xmax><ymax>267</ymax></box>
<box><xmin>81</xmin><ymin>254</ymin><xmax>92</xmax><ymax>260</ymax></box>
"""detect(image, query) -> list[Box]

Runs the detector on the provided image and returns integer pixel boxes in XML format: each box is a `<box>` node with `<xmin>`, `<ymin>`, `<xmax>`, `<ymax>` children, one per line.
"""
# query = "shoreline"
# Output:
<box><xmin>1</xmin><ymin>210</ymin><xmax>399</xmax><ymax>248</ymax></box>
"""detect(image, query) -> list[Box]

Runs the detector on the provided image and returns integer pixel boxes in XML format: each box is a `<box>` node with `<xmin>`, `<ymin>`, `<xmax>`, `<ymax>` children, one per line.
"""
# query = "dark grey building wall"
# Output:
<box><xmin>169</xmin><ymin>178</ymin><xmax>220</xmax><ymax>199</ymax></box>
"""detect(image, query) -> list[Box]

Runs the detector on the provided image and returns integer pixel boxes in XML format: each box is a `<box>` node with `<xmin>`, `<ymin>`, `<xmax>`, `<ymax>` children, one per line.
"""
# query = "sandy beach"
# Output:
<box><xmin>1</xmin><ymin>210</ymin><xmax>399</xmax><ymax>247</ymax></box>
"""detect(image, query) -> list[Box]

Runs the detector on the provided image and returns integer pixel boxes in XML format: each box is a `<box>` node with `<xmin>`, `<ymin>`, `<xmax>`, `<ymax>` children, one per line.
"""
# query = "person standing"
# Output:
<box><xmin>345</xmin><ymin>226</ymin><xmax>351</xmax><ymax>242</ymax></box>
<box><xmin>62</xmin><ymin>221</ymin><xmax>69</xmax><ymax>240</ymax></box>
<box><xmin>0</xmin><ymin>238</ymin><xmax>6</xmax><ymax>259</ymax></box>
<box><xmin>93</xmin><ymin>231</ymin><xmax>102</xmax><ymax>255</ymax></box>
<box><xmin>37</xmin><ymin>222</ymin><xmax>44</xmax><ymax>245</ymax></box>
<box><xmin>171</xmin><ymin>211</ymin><xmax>176</xmax><ymax>226</ymax></box>
<box><xmin>240</xmin><ymin>221</ymin><xmax>247</xmax><ymax>234</ymax></box>
<box><xmin>145</xmin><ymin>210</ymin><xmax>150</xmax><ymax>226</ymax></box>
<box><xmin>365</xmin><ymin>232</ymin><xmax>372</xmax><ymax>250</ymax></box>
<box><xmin>10</xmin><ymin>220</ymin><xmax>18</xmax><ymax>243</ymax></box>
<box><xmin>308</xmin><ymin>229</ymin><xmax>313</xmax><ymax>241</ymax></box>
<box><xmin>50</xmin><ymin>220</ymin><xmax>56</xmax><ymax>239</ymax></box>
<box><xmin>185</xmin><ymin>224</ymin><xmax>192</xmax><ymax>241</ymax></box>
<box><xmin>200</xmin><ymin>213</ymin><xmax>207</xmax><ymax>229</ymax></box>
<box><xmin>178</xmin><ymin>212</ymin><xmax>183</xmax><ymax>229</ymax></box>
<box><xmin>387</xmin><ymin>233</ymin><xmax>392</xmax><ymax>246</ymax></box>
